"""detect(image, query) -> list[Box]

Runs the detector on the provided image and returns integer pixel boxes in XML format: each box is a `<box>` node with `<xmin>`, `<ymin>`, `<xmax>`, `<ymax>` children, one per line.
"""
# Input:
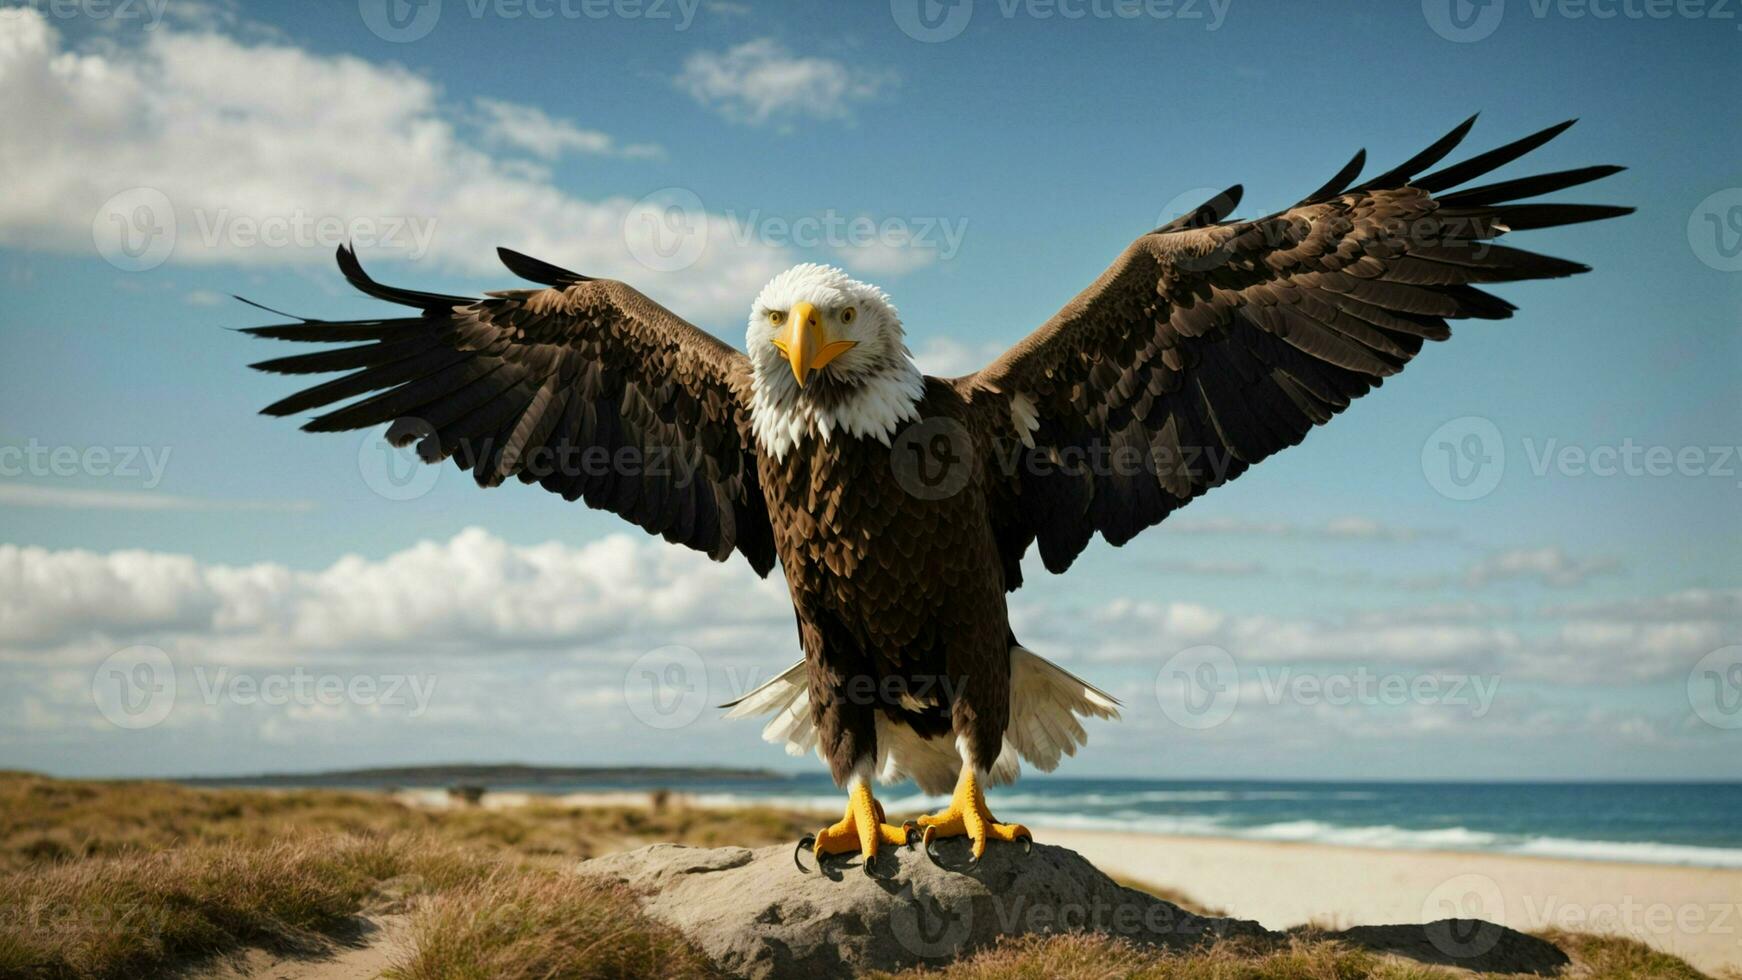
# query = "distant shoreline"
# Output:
<box><xmin>168</xmin><ymin>763</ymin><xmax>788</xmax><ymax>789</ymax></box>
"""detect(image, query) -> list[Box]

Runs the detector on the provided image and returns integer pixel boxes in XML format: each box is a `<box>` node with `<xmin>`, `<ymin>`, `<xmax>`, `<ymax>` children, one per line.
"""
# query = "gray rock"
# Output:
<box><xmin>577</xmin><ymin>840</ymin><xmax>1566</xmax><ymax>979</ymax></box>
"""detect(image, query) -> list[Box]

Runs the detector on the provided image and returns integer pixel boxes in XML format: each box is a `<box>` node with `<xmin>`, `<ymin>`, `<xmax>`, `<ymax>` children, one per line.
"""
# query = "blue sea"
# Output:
<box><xmin>509</xmin><ymin>775</ymin><xmax>1742</xmax><ymax>869</ymax></box>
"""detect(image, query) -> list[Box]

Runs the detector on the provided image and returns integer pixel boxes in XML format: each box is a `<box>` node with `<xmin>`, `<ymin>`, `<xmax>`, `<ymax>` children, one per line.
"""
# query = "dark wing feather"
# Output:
<box><xmin>246</xmin><ymin>246</ymin><xmax>776</xmax><ymax>576</ymax></box>
<box><xmin>960</xmin><ymin>120</ymin><xmax>1629</xmax><ymax>586</ymax></box>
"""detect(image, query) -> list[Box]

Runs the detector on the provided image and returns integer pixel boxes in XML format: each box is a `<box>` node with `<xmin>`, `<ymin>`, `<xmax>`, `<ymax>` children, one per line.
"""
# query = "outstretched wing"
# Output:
<box><xmin>958</xmin><ymin>118</ymin><xmax>1629</xmax><ymax>585</ymax></box>
<box><xmin>245</xmin><ymin>245</ymin><xmax>777</xmax><ymax>576</ymax></box>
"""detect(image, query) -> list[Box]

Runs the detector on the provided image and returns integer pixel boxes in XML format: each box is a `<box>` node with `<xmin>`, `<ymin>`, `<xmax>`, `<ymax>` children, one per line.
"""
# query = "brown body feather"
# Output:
<box><xmin>761</xmin><ymin>380</ymin><xmax>1010</xmax><ymax>783</ymax></box>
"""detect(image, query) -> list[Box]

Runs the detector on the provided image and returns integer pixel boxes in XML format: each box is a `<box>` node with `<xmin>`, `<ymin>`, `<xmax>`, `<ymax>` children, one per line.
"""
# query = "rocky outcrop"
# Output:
<box><xmin>577</xmin><ymin>839</ymin><xmax>1568</xmax><ymax>978</ymax></box>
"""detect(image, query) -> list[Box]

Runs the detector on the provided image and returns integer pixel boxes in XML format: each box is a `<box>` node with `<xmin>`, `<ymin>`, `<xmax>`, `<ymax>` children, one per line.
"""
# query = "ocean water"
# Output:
<box><xmin>520</xmin><ymin>775</ymin><xmax>1742</xmax><ymax>869</ymax></box>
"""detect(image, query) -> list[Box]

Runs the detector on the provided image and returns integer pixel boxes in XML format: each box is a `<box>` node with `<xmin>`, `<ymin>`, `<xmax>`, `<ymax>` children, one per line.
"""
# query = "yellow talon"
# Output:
<box><xmin>911</xmin><ymin>765</ymin><xmax>1031</xmax><ymax>861</ymax></box>
<box><xmin>809</xmin><ymin>780</ymin><xmax>910</xmax><ymax>866</ymax></box>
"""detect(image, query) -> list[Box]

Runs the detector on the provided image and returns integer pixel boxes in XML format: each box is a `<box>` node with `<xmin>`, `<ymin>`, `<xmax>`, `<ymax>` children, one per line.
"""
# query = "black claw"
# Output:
<box><xmin>1017</xmin><ymin>833</ymin><xmax>1033</xmax><ymax>855</ymax></box>
<box><xmin>922</xmin><ymin>831</ymin><xmax>944</xmax><ymax>868</ymax></box>
<box><xmin>903</xmin><ymin>825</ymin><xmax>921</xmax><ymax>847</ymax></box>
<box><xmin>793</xmin><ymin>834</ymin><xmax>816</xmax><ymax>873</ymax></box>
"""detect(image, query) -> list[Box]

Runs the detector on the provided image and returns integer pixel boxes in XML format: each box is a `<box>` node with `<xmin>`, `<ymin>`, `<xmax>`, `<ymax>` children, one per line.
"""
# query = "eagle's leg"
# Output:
<box><xmin>909</xmin><ymin>763</ymin><xmax>1031</xmax><ymax>863</ymax></box>
<box><xmin>800</xmin><ymin>776</ymin><xmax>912</xmax><ymax>873</ymax></box>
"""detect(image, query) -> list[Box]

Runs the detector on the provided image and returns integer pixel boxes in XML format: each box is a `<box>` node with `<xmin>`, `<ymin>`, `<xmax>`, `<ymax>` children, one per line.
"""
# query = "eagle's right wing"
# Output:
<box><xmin>245</xmin><ymin>245</ymin><xmax>777</xmax><ymax>576</ymax></box>
<box><xmin>955</xmin><ymin>118</ymin><xmax>1630</xmax><ymax>587</ymax></box>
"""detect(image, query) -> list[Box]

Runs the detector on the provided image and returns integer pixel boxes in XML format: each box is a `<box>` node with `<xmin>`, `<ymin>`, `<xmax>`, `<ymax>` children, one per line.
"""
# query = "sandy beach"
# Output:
<box><xmin>1040</xmin><ymin>827</ymin><xmax>1742</xmax><ymax>975</ymax></box>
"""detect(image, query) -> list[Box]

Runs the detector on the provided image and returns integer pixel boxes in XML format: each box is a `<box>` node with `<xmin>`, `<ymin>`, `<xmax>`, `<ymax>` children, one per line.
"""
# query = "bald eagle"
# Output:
<box><xmin>245</xmin><ymin>118</ymin><xmax>1627</xmax><ymax>871</ymax></box>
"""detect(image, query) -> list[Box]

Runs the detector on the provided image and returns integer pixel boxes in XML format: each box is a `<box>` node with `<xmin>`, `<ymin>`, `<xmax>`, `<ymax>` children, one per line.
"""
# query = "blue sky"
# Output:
<box><xmin>1</xmin><ymin>0</ymin><xmax>1737</xmax><ymax>782</ymax></box>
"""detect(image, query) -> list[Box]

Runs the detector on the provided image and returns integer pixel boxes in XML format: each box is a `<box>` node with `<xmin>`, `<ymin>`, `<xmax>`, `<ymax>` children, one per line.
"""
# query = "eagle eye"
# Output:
<box><xmin>768</xmin><ymin>309</ymin><xmax>786</xmax><ymax>326</ymax></box>
<box><xmin>839</xmin><ymin>306</ymin><xmax>856</xmax><ymax>324</ymax></box>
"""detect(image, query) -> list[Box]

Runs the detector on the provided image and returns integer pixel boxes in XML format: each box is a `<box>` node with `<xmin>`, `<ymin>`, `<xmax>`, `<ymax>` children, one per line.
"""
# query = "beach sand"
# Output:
<box><xmin>1039</xmin><ymin>827</ymin><xmax>1742</xmax><ymax>975</ymax></box>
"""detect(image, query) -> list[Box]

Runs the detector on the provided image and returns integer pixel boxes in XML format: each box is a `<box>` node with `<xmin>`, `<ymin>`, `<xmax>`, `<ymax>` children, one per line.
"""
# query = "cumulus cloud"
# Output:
<box><xmin>3</xmin><ymin>531</ymin><xmax>1731</xmax><ymax>773</ymax></box>
<box><xmin>1036</xmin><ymin>584</ymin><xmax>1740</xmax><ymax>686</ymax></box>
<box><xmin>0</xmin><ymin>528</ymin><xmax>789</xmax><ymax>659</ymax></box>
<box><xmin>0</xmin><ymin>10</ymin><xmax>788</xmax><ymax>317</ymax></box>
<box><xmin>473</xmin><ymin>98</ymin><xmax>663</xmax><ymax>161</ymax></box>
<box><xmin>676</xmin><ymin>38</ymin><xmax>894</xmax><ymax>127</ymax></box>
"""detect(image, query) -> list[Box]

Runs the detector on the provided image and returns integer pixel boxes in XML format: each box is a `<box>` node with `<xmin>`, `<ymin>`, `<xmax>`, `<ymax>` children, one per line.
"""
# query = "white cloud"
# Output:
<box><xmin>1160</xmin><ymin>515</ymin><xmax>1444</xmax><ymax>542</ymax></box>
<box><xmin>0</xmin><ymin>483</ymin><xmax>314</xmax><ymax>513</ymax></box>
<box><xmin>1147</xmin><ymin>558</ymin><xmax>1269</xmax><ymax>577</ymax></box>
<box><xmin>675</xmin><ymin>38</ymin><xmax>893</xmax><ymax>127</ymax></box>
<box><xmin>1463</xmin><ymin>546</ymin><xmax>1622</xmax><ymax>589</ymax></box>
<box><xmin>1042</xmin><ymin>585</ymin><xmax>1740</xmax><ymax>685</ymax></box>
<box><xmin>910</xmin><ymin>337</ymin><xmax>1005</xmax><ymax>377</ymax></box>
<box><xmin>0</xmin><ymin>10</ymin><xmax>788</xmax><ymax>318</ymax></box>
<box><xmin>0</xmin><ymin>528</ymin><xmax>790</xmax><ymax>658</ymax></box>
<box><xmin>4</xmin><ymin>531</ymin><xmax>1732</xmax><ymax>774</ymax></box>
<box><xmin>836</xmin><ymin>236</ymin><xmax>937</xmax><ymax>277</ymax></box>
<box><xmin>473</xmin><ymin>98</ymin><xmax>663</xmax><ymax>161</ymax></box>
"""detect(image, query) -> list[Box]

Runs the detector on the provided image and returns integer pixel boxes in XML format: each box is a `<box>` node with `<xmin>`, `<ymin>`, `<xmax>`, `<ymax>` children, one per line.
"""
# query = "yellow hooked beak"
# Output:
<box><xmin>771</xmin><ymin>301</ymin><xmax>856</xmax><ymax>388</ymax></box>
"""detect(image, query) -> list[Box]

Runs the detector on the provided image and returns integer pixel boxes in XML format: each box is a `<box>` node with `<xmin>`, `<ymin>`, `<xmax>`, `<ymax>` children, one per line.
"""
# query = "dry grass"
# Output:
<box><xmin>867</xmin><ymin>933</ymin><xmax>1443</xmax><ymax>980</ymax></box>
<box><xmin>0</xmin><ymin>772</ymin><xmax>805</xmax><ymax>979</ymax></box>
<box><xmin>0</xmin><ymin>833</ymin><xmax>489</xmax><ymax>979</ymax></box>
<box><xmin>385</xmin><ymin>868</ymin><xmax>717</xmax><ymax>980</ymax></box>
<box><xmin>1538</xmin><ymin>929</ymin><xmax>1715</xmax><ymax>980</ymax></box>
<box><xmin>0</xmin><ymin>771</ymin><xmax>811</xmax><ymax>873</ymax></box>
<box><xmin>871</xmin><ymin>930</ymin><xmax>1726</xmax><ymax>980</ymax></box>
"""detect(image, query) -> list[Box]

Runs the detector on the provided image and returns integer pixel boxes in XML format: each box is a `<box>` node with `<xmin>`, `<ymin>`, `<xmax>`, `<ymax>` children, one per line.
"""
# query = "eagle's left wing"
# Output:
<box><xmin>955</xmin><ymin>118</ymin><xmax>1630</xmax><ymax>587</ymax></box>
<box><xmin>245</xmin><ymin>245</ymin><xmax>777</xmax><ymax>576</ymax></box>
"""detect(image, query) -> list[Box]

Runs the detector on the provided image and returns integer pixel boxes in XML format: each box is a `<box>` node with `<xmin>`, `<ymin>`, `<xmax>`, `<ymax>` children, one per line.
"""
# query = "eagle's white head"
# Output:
<box><xmin>746</xmin><ymin>263</ymin><xmax>925</xmax><ymax>459</ymax></box>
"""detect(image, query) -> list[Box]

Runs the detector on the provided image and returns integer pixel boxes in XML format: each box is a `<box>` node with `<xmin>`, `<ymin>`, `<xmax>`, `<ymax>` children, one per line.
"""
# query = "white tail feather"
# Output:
<box><xmin>721</xmin><ymin>647</ymin><xmax>1120</xmax><ymax>794</ymax></box>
